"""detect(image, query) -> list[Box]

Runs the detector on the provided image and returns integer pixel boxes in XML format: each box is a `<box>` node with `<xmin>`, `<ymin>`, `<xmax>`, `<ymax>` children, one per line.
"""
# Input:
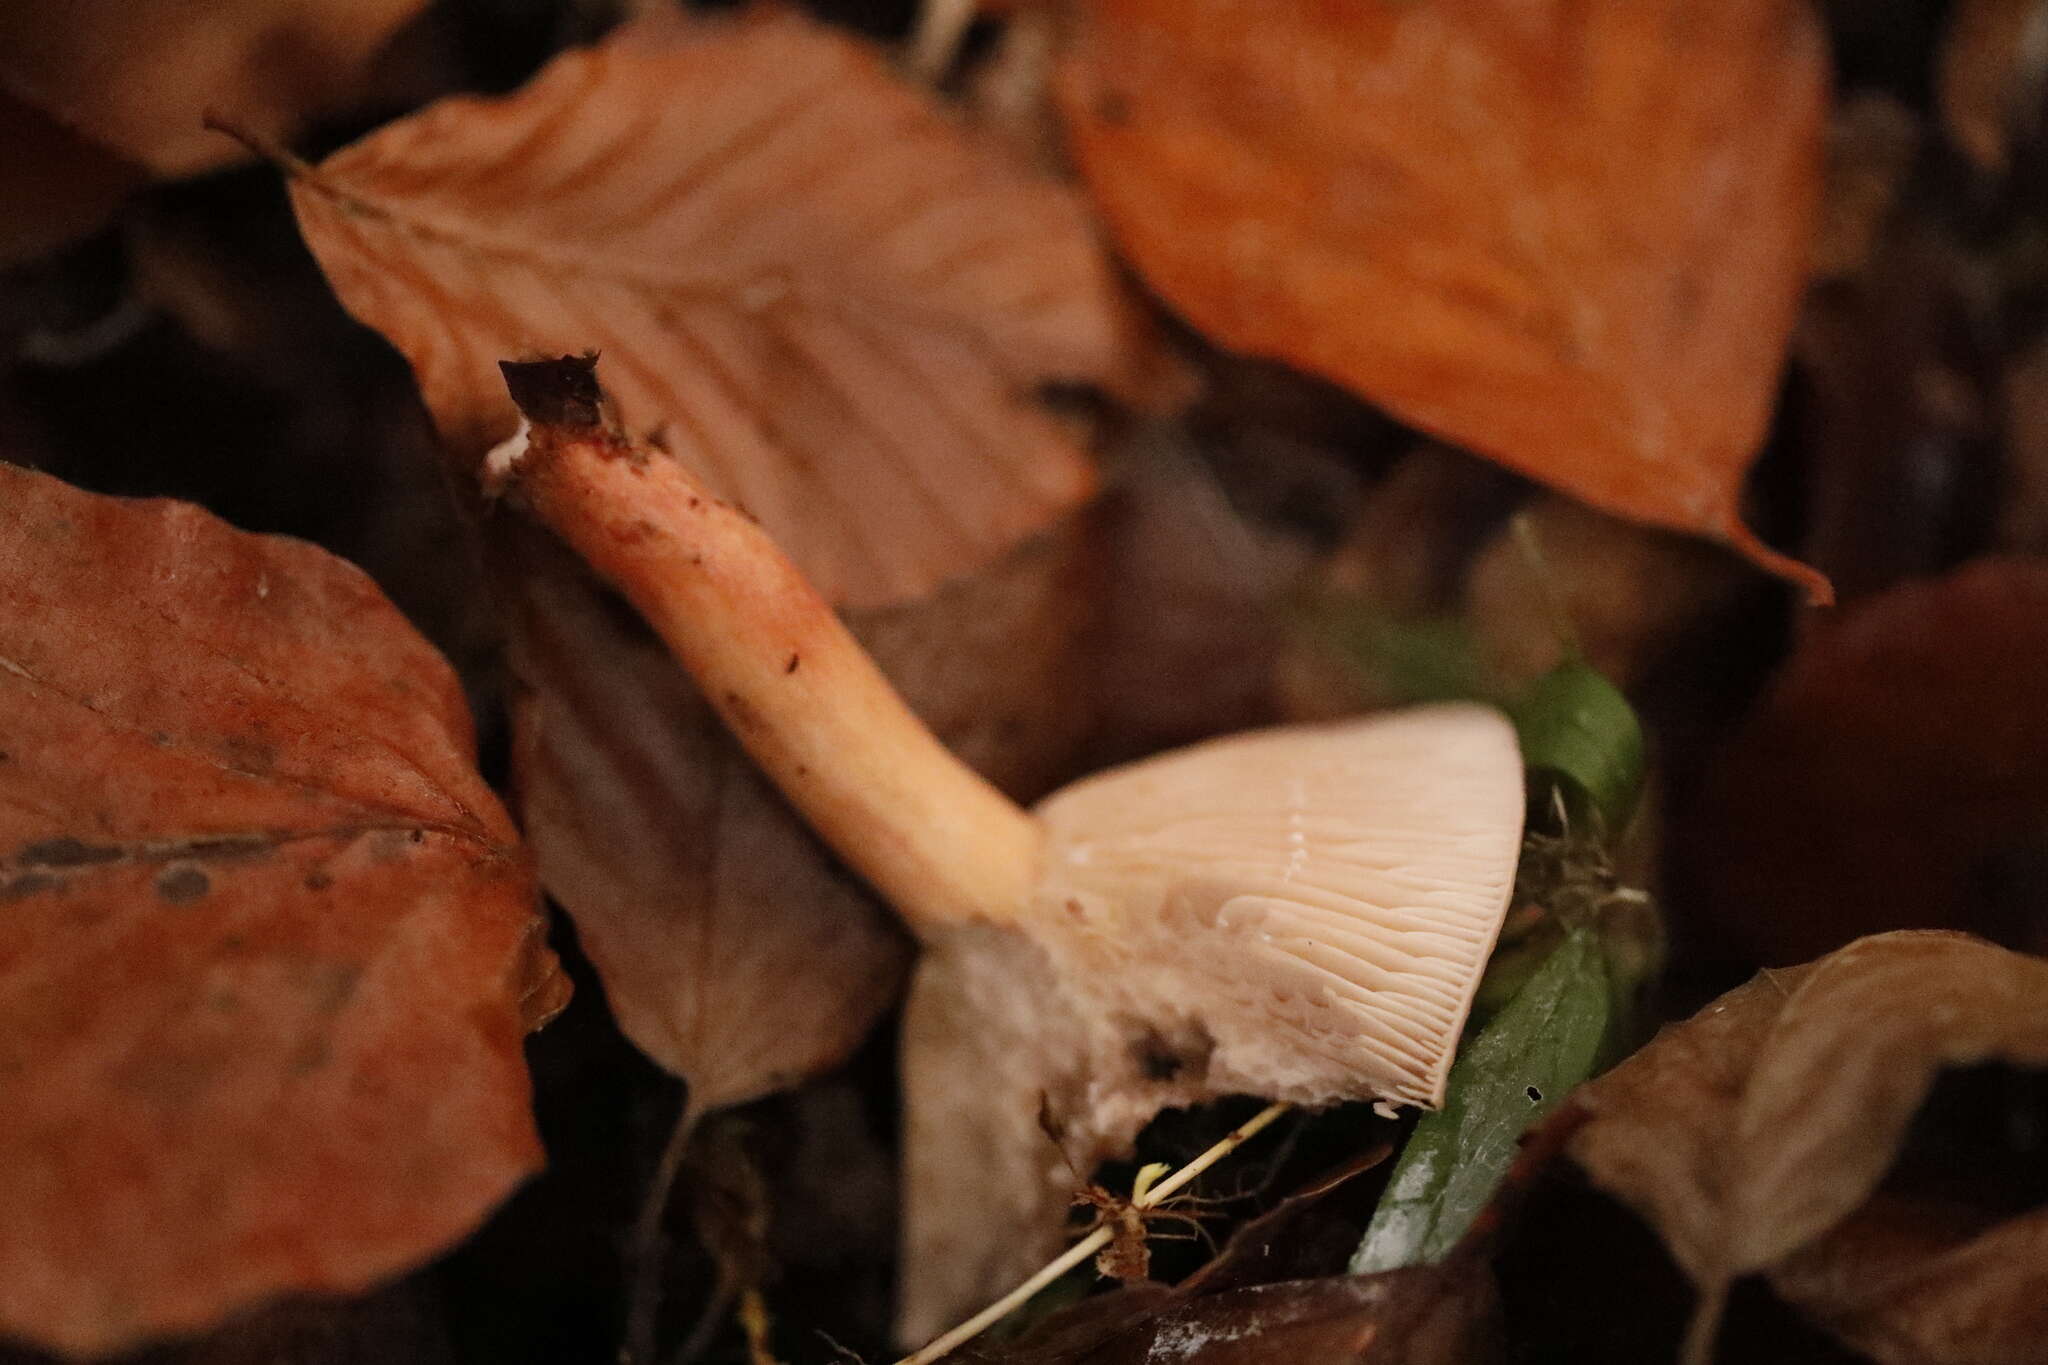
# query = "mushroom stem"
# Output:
<box><xmin>498</xmin><ymin>365</ymin><xmax>1042</xmax><ymax>934</ymax></box>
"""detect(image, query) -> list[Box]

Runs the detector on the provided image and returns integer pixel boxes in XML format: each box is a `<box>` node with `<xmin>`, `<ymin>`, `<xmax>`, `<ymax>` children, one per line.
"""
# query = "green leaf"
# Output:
<box><xmin>1510</xmin><ymin>659</ymin><xmax>1644</xmax><ymax>836</ymax></box>
<box><xmin>1350</xmin><ymin>925</ymin><xmax>1613</xmax><ymax>1272</ymax></box>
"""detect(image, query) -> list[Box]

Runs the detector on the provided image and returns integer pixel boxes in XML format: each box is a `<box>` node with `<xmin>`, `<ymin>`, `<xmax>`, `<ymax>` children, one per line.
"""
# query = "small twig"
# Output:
<box><xmin>622</xmin><ymin>1092</ymin><xmax>704</xmax><ymax>1365</ymax></box>
<box><xmin>893</xmin><ymin>1103</ymin><xmax>1291</xmax><ymax>1365</ymax></box>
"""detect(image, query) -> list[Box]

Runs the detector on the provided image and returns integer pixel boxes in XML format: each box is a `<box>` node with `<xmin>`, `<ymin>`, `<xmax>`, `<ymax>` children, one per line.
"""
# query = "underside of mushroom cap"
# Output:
<box><xmin>1032</xmin><ymin>701</ymin><xmax>1526</xmax><ymax>1111</ymax></box>
<box><xmin>895</xmin><ymin>704</ymin><xmax>1524</xmax><ymax>1343</ymax></box>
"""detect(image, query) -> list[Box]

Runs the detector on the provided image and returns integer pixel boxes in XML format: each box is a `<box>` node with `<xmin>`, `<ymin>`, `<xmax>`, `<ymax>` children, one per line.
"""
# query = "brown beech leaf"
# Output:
<box><xmin>501</xmin><ymin>534</ymin><xmax>910</xmax><ymax>1113</ymax></box>
<box><xmin>1056</xmin><ymin>0</ymin><xmax>1830</xmax><ymax>599</ymax></box>
<box><xmin>1570</xmin><ymin>932</ymin><xmax>2048</xmax><ymax>1364</ymax></box>
<box><xmin>0</xmin><ymin>0</ymin><xmax>429</xmax><ymax>176</ymax></box>
<box><xmin>0</xmin><ymin>462</ymin><xmax>558</xmax><ymax>1358</ymax></box>
<box><xmin>291</xmin><ymin>7</ymin><xmax>1128</xmax><ymax>608</ymax></box>
<box><xmin>1682</xmin><ymin>559</ymin><xmax>2048</xmax><ymax>964</ymax></box>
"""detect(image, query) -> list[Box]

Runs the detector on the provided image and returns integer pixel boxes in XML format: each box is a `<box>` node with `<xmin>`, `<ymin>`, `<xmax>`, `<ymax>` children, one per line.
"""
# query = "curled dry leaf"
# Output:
<box><xmin>501</xmin><ymin>532</ymin><xmax>911</xmax><ymax>1113</ymax></box>
<box><xmin>292</xmin><ymin>6</ymin><xmax>1130</xmax><ymax>608</ymax></box>
<box><xmin>0</xmin><ymin>462</ymin><xmax>559</xmax><ymax>1358</ymax></box>
<box><xmin>1682</xmin><ymin>559</ymin><xmax>2048</xmax><ymax>964</ymax></box>
<box><xmin>1570</xmin><ymin>932</ymin><xmax>2048</xmax><ymax>1364</ymax></box>
<box><xmin>1056</xmin><ymin>0</ymin><xmax>1831</xmax><ymax>599</ymax></box>
<box><xmin>0</xmin><ymin>0</ymin><xmax>429</xmax><ymax>176</ymax></box>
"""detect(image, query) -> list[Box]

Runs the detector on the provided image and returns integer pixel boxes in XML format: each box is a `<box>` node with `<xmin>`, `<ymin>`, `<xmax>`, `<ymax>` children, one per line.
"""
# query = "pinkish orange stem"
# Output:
<box><xmin>500</xmin><ymin>409</ymin><xmax>1041</xmax><ymax>937</ymax></box>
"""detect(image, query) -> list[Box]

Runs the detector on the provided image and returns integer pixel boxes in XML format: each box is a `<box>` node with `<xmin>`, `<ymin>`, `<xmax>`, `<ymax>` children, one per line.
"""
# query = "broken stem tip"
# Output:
<box><xmin>892</xmin><ymin>1103</ymin><xmax>1291</xmax><ymax>1365</ymax></box>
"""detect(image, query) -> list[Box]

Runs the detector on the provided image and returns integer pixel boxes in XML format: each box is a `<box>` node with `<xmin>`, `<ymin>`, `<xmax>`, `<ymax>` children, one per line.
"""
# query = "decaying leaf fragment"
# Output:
<box><xmin>1570</xmin><ymin>931</ymin><xmax>2048</xmax><ymax>1364</ymax></box>
<box><xmin>1057</xmin><ymin>0</ymin><xmax>1831</xmax><ymax>598</ymax></box>
<box><xmin>0</xmin><ymin>0</ymin><xmax>430</xmax><ymax>176</ymax></box>
<box><xmin>292</xmin><ymin>6</ymin><xmax>1130</xmax><ymax>607</ymax></box>
<box><xmin>0</xmin><ymin>462</ymin><xmax>559</xmax><ymax>1358</ymax></box>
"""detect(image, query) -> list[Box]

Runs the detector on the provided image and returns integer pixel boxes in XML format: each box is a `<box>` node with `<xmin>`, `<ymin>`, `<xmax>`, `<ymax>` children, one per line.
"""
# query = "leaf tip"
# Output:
<box><xmin>1722</xmin><ymin>518</ymin><xmax>1833</xmax><ymax>606</ymax></box>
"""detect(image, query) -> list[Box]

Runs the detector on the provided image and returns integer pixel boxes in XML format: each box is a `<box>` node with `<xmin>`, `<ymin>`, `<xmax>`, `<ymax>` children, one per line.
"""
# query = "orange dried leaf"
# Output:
<box><xmin>0</xmin><ymin>0</ymin><xmax>429</xmax><ymax>176</ymax></box>
<box><xmin>0</xmin><ymin>463</ymin><xmax>556</xmax><ymax>1358</ymax></box>
<box><xmin>1057</xmin><ymin>0</ymin><xmax>1831</xmax><ymax>599</ymax></box>
<box><xmin>292</xmin><ymin>8</ymin><xmax>1127</xmax><ymax>608</ymax></box>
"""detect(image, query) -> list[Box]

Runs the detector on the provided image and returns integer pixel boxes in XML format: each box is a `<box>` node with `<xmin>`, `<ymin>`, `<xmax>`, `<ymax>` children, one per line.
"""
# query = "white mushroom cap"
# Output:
<box><xmin>896</xmin><ymin>703</ymin><xmax>1524</xmax><ymax>1342</ymax></box>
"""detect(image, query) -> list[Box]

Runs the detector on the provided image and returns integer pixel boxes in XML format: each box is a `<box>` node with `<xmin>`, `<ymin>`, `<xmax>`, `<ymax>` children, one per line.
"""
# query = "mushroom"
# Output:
<box><xmin>492</xmin><ymin>357</ymin><xmax>1525</xmax><ymax>1343</ymax></box>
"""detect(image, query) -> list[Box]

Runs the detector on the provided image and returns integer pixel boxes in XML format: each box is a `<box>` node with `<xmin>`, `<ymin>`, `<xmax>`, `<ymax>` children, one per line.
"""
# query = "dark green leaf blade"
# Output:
<box><xmin>1351</xmin><ymin>925</ymin><xmax>1612</xmax><ymax>1272</ymax></box>
<box><xmin>1511</xmin><ymin>658</ymin><xmax>1645</xmax><ymax>834</ymax></box>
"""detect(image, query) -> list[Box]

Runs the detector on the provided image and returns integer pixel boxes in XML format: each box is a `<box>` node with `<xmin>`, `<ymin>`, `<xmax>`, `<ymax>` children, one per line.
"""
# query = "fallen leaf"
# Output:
<box><xmin>0</xmin><ymin>462</ymin><xmax>557</xmax><ymax>1357</ymax></box>
<box><xmin>1056</xmin><ymin>0</ymin><xmax>1830</xmax><ymax>598</ymax></box>
<box><xmin>291</xmin><ymin>6</ymin><xmax>1129</xmax><ymax>607</ymax></box>
<box><xmin>1681</xmin><ymin>559</ymin><xmax>2048</xmax><ymax>964</ymax></box>
<box><xmin>1938</xmin><ymin>0</ymin><xmax>2048</xmax><ymax>174</ymax></box>
<box><xmin>0</xmin><ymin>0</ymin><xmax>430</xmax><ymax>176</ymax></box>
<box><xmin>501</xmin><ymin>532</ymin><xmax>911</xmax><ymax>1114</ymax></box>
<box><xmin>1570</xmin><ymin>931</ymin><xmax>2048</xmax><ymax>1363</ymax></box>
<box><xmin>1772</xmin><ymin>1193</ymin><xmax>2048</xmax><ymax>1365</ymax></box>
